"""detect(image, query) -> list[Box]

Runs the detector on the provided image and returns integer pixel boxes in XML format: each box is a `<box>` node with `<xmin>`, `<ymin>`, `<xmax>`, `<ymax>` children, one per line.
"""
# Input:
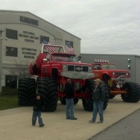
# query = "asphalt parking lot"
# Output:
<box><xmin>0</xmin><ymin>96</ymin><xmax>139</xmax><ymax>140</ymax></box>
<box><xmin>89</xmin><ymin>109</ymin><xmax>140</xmax><ymax>140</ymax></box>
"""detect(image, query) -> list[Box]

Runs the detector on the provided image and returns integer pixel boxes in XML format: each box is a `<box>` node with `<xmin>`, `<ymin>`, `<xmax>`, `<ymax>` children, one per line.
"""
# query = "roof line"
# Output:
<box><xmin>0</xmin><ymin>10</ymin><xmax>81</xmax><ymax>40</ymax></box>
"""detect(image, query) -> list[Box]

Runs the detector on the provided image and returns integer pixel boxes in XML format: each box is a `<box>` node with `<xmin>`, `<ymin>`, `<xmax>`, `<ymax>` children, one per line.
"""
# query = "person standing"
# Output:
<box><xmin>65</xmin><ymin>79</ymin><xmax>77</xmax><ymax>120</ymax></box>
<box><xmin>89</xmin><ymin>78</ymin><xmax>106</xmax><ymax>123</ymax></box>
<box><xmin>32</xmin><ymin>94</ymin><xmax>45</xmax><ymax>127</ymax></box>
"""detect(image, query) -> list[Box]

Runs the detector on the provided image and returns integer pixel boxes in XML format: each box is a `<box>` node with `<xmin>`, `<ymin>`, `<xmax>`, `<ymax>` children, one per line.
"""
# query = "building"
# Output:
<box><xmin>81</xmin><ymin>53</ymin><xmax>140</xmax><ymax>84</ymax></box>
<box><xmin>0</xmin><ymin>10</ymin><xmax>81</xmax><ymax>90</ymax></box>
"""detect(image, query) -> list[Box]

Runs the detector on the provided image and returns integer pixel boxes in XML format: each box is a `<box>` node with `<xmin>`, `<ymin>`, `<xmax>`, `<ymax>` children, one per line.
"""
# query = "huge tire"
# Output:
<box><xmin>60</xmin><ymin>97</ymin><xmax>79</xmax><ymax>105</ymax></box>
<box><xmin>121</xmin><ymin>82</ymin><xmax>139</xmax><ymax>103</ymax></box>
<box><xmin>82</xmin><ymin>80</ymin><xmax>94</xmax><ymax>111</ymax></box>
<box><xmin>103</xmin><ymin>82</ymin><xmax>109</xmax><ymax>110</ymax></box>
<box><xmin>38</xmin><ymin>77</ymin><xmax>57</xmax><ymax>112</ymax></box>
<box><xmin>60</xmin><ymin>97</ymin><xmax>66</xmax><ymax>105</ymax></box>
<box><xmin>135</xmin><ymin>83</ymin><xmax>140</xmax><ymax>101</ymax></box>
<box><xmin>109</xmin><ymin>94</ymin><xmax>115</xmax><ymax>99</ymax></box>
<box><xmin>82</xmin><ymin>80</ymin><xmax>109</xmax><ymax>111</ymax></box>
<box><xmin>74</xmin><ymin>98</ymin><xmax>79</xmax><ymax>105</ymax></box>
<box><xmin>18</xmin><ymin>78</ymin><xmax>36</xmax><ymax>106</ymax></box>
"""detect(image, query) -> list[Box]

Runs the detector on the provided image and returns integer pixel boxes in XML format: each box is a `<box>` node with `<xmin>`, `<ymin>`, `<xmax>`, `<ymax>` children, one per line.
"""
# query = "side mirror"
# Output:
<box><xmin>77</xmin><ymin>55</ymin><xmax>82</xmax><ymax>61</ymax></box>
<box><xmin>93</xmin><ymin>66</ymin><xmax>97</xmax><ymax>70</ymax></box>
<box><xmin>43</xmin><ymin>58</ymin><xmax>49</xmax><ymax>62</ymax></box>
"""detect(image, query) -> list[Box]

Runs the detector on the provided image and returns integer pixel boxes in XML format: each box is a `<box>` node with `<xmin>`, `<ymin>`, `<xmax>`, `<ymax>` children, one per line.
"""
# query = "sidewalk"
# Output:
<box><xmin>0</xmin><ymin>96</ymin><xmax>139</xmax><ymax>140</ymax></box>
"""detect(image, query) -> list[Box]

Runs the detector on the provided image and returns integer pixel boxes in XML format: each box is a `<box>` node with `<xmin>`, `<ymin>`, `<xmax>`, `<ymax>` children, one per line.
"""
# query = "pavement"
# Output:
<box><xmin>0</xmin><ymin>96</ymin><xmax>139</xmax><ymax>140</ymax></box>
<box><xmin>89</xmin><ymin>109</ymin><xmax>140</xmax><ymax>140</ymax></box>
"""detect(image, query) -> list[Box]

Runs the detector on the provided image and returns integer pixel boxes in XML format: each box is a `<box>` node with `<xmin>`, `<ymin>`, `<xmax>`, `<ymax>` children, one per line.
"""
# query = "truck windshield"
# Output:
<box><xmin>52</xmin><ymin>55</ymin><xmax>78</xmax><ymax>62</ymax></box>
<box><xmin>102</xmin><ymin>64</ymin><xmax>116</xmax><ymax>69</ymax></box>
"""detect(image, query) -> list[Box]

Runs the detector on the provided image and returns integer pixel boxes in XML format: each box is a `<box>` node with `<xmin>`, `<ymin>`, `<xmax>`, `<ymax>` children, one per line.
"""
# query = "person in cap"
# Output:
<box><xmin>89</xmin><ymin>78</ymin><xmax>106</xmax><ymax>123</ymax></box>
<box><xmin>32</xmin><ymin>94</ymin><xmax>44</xmax><ymax>127</ymax></box>
<box><xmin>65</xmin><ymin>79</ymin><xmax>77</xmax><ymax>120</ymax></box>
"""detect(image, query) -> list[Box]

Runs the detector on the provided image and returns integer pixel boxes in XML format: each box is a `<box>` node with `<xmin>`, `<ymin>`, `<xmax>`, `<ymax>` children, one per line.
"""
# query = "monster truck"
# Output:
<box><xmin>18</xmin><ymin>45</ymin><xmax>109</xmax><ymax>112</ymax></box>
<box><xmin>92</xmin><ymin>59</ymin><xmax>140</xmax><ymax>102</ymax></box>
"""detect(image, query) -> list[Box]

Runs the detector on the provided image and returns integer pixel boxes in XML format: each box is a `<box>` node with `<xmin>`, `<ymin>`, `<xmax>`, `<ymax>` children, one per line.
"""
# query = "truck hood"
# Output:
<box><xmin>50</xmin><ymin>61</ymin><xmax>92</xmax><ymax>66</ymax></box>
<box><xmin>103</xmin><ymin>69</ymin><xmax>129</xmax><ymax>73</ymax></box>
<box><xmin>49</xmin><ymin>61</ymin><xmax>94</xmax><ymax>79</ymax></box>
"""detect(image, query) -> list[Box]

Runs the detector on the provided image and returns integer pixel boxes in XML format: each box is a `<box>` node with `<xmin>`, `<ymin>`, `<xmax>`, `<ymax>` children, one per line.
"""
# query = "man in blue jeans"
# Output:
<box><xmin>65</xmin><ymin>79</ymin><xmax>77</xmax><ymax>120</ymax></box>
<box><xmin>89</xmin><ymin>78</ymin><xmax>105</xmax><ymax>123</ymax></box>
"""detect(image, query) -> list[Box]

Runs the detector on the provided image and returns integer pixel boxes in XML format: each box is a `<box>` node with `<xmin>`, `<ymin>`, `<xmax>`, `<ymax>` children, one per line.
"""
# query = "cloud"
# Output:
<box><xmin>0</xmin><ymin>0</ymin><xmax>140</xmax><ymax>54</ymax></box>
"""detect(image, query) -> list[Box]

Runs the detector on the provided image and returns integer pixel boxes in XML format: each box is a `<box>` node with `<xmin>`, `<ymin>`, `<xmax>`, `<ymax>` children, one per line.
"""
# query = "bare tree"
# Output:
<box><xmin>7</xmin><ymin>60</ymin><xmax>31</xmax><ymax>79</ymax></box>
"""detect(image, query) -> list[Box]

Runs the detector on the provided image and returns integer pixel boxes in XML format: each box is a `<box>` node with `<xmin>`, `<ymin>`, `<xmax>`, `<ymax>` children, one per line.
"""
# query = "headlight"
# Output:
<box><xmin>63</xmin><ymin>65</ymin><xmax>67</xmax><ymax>71</ymax></box>
<box><xmin>88</xmin><ymin>67</ymin><xmax>92</xmax><ymax>72</ymax></box>
<box><xmin>126</xmin><ymin>73</ymin><xmax>129</xmax><ymax>76</ymax></box>
<box><xmin>112</xmin><ymin>72</ymin><xmax>115</xmax><ymax>75</ymax></box>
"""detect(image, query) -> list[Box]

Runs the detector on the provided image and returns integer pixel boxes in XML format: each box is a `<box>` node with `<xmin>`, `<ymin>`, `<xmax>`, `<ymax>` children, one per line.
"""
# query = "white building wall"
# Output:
<box><xmin>0</xmin><ymin>10</ymin><xmax>81</xmax><ymax>87</ymax></box>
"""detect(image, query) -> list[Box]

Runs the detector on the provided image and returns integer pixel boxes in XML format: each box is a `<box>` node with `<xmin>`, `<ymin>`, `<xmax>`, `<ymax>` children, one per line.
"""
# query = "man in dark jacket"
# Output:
<box><xmin>32</xmin><ymin>94</ymin><xmax>44</xmax><ymax>127</ymax></box>
<box><xmin>89</xmin><ymin>78</ymin><xmax>106</xmax><ymax>123</ymax></box>
<box><xmin>65</xmin><ymin>79</ymin><xmax>77</xmax><ymax>120</ymax></box>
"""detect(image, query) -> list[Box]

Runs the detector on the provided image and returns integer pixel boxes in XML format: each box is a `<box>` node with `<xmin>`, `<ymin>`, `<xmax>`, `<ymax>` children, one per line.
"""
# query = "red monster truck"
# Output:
<box><xmin>92</xmin><ymin>59</ymin><xmax>140</xmax><ymax>102</ymax></box>
<box><xmin>18</xmin><ymin>45</ymin><xmax>109</xmax><ymax>112</ymax></box>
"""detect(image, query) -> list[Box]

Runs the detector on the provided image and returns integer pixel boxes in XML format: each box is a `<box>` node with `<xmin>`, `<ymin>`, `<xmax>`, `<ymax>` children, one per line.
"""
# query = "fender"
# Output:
<box><xmin>102</xmin><ymin>72</ymin><xmax>110</xmax><ymax>76</ymax></box>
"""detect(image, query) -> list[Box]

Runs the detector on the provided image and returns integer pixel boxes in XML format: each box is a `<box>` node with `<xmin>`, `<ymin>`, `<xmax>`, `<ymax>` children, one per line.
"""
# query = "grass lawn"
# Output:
<box><xmin>0</xmin><ymin>88</ymin><xmax>19</xmax><ymax>110</ymax></box>
<box><xmin>0</xmin><ymin>95</ymin><xmax>19</xmax><ymax>110</ymax></box>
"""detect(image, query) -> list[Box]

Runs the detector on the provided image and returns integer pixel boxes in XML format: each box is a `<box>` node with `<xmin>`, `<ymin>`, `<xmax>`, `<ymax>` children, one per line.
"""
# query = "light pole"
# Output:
<box><xmin>0</xmin><ymin>30</ymin><xmax>7</xmax><ymax>93</ymax></box>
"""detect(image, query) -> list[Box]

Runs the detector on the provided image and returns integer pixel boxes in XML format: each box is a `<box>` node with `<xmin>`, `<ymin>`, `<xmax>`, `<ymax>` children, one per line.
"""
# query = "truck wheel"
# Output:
<box><xmin>82</xmin><ymin>80</ymin><xmax>94</xmax><ymax>111</ymax></box>
<box><xmin>74</xmin><ymin>98</ymin><xmax>79</xmax><ymax>105</ymax></box>
<box><xmin>60</xmin><ymin>97</ymin><xmax>66</xmax><ymax>105</ymax></box>
<box><xmin>109</xmin><ymin>94</ymin><xmax>115</xmax><ymax>99</ymax></box>
<box><xmin>136</xmin><ymin>83</ymin><xmax>140</xmax><ymax>100</ymax></box>
<box><xmin>38</xmin><ymin>78</ymin><xmax>57</xmax><ymax>112</ymax></box>
<box><xmin>121</xmin><ymin>82</ymin><xmax>139</xmax><ymax>103</ymax></box>
<box><xmin>103</xmin><ymin>83</ymin><xmax>109</xmax><ymax>110</ymax></box>
<box><xmin>82</xmin><ymin>80</ymin><xmax>109</xmax><ymax>111</ymax></box>
<box><xmin>60</xmin><ymin>97</ymin><xmax>79</xmax><ymax>105</ymax></box>
<box><xmin>18</xmin><ymin>78</ymin><xmax>36</xmax><ymax>106</ymax></box>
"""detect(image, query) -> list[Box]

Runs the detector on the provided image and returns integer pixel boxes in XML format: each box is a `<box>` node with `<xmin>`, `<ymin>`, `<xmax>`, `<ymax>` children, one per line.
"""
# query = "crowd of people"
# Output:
<box><xmin>32</xmin><ymin>78</ymin><xmax>106</xmax><ymax>127</ymax></box>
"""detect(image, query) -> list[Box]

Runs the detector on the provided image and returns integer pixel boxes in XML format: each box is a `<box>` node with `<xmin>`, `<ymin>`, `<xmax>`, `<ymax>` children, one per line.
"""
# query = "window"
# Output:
<box><xmin>6</xmin><ymin>29</ymin><xmax>18</xmax><ymax>40</ymax></box>
<box><xmin>102</xmin><ymin>64</ymin><xmax>116</xmax><ymax>69</ymax></box>
<box><xmin>93</xmin><ymin>64</ymin><xmax>101</xmax><ymax>70</ymax></box>
<box><xmin>52</xmin><ymin>54</ymin><xmax>78</xmax><ymax>62</ymax></box>
<box><xmin>5</xmin><ymin>75</ymin><xmax>17</xmax><ymax>88</ymax></box>
<box><xmin>65</xmin><ymin>40</ymin><xmax>73</xmax><ymax>47</ymax></box>
<box><xmin>40</xmin><ymin>36</ymin><xmax>49</xmax><ymax>44</ymax></box>
<box><xmin>6</xmin><ymin>47</ymin><xmax>18</xmax><ymax>57</ymax></box>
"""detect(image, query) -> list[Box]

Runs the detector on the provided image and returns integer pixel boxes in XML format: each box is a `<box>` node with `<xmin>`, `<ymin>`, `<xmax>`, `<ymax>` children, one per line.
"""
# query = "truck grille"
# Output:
<box><xmin>83</xmin><ymin>66</ymin><xmax>88</xmax><ymax>72</ymax></box>
<box><xmin>68</xmin><ymin>66</ymin><xmax>74</xmax><ymax>71</ymax></box>
<box><xmin>68</xmin><ymin>65</ymin><xmax>88</xmax><ymax>72</ymax></box>
<box><xmin>115</xmin><ymin>72</ymin><xmax>126</xmax><ymax>75</ymax></box>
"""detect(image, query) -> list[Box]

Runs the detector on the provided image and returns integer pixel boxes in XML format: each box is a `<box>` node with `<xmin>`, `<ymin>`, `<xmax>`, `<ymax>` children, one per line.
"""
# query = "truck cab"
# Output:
<box><xmin>92</xmin><ymin>59</ymin><xmax>130</xmax><ymax>81</ymax></box>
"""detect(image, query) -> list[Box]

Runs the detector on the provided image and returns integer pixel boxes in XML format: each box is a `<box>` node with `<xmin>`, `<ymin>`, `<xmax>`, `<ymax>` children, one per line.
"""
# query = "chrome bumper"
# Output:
<box><xmin>61</xmin><ymin>72</ymin><xmax>94</xmax><ymax>79</ymax></box>
<box><xmin>111</xmin><ymin>78</ymin><xmax>131</xmax><ymax>80</ymax></box>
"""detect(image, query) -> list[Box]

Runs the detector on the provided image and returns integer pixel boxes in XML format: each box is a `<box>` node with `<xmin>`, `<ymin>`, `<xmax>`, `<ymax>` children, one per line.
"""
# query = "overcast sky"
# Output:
<box><xmin>0</xmin><ymin>0</ymin><xmax>140</xmax><ymax>54</ymax></box>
